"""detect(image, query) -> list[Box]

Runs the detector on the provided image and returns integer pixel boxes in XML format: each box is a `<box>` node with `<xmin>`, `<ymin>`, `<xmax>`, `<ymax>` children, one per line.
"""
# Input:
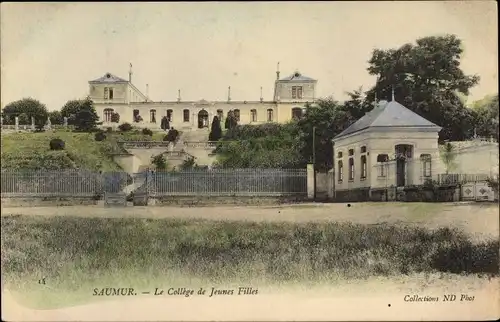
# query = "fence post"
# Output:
<box><xmin>307</xmin><ymin>164</ymin><xmax>314</xmax><ymax>200</ymax></box>
<box><xmin>15</xmin><ymin>116</ymin><xmax>19</xmax><ymax>131</ymax></box>
<box><xmin>327</xmin><ymin>169</ymin><xmax>334</xmax><ymax>200</ymax></box>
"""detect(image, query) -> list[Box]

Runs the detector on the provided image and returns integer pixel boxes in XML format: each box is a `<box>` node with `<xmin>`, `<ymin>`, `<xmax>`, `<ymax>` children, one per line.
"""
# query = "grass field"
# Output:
<box><xmin>1</xmin><ymin>202</ymin><xmax>498</xmax><ymax>310</ymax></box>
<box><xmin>0</xmin><ymin>129</ymin><xmax>166</xmax><ymax>171</ymax></box>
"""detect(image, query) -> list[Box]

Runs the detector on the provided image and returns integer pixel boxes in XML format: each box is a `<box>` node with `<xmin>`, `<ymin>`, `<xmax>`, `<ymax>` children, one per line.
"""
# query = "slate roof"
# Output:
<box><xmin>89</xmin><ymin>73</ymin><xmax>129</xmax><ymax>84</ymax></box>
<box><xmin>333</xmin><ymin>100</ymin><xmax>441</xmax><ymax>140</ymax></box>
<box><xmin>279</xmin><ymin>71</ymin><xmax>316</xmax><ymax>82</ymax></box>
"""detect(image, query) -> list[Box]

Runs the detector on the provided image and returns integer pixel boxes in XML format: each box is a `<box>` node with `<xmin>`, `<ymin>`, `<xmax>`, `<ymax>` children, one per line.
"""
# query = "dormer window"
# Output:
<box><xmin>292</xmin><ymin>86</ymin><xmax>303</xmax><ymax>99</ymax></box>
<box><xmin>106</xmin><ymin>73</ymin><xmax>111</xmax><ymax>78</ymax></box>
<box><xmin>294</xmin><ymin>72</ymin><xmax>300</xmax><ymax>77</ymax></box>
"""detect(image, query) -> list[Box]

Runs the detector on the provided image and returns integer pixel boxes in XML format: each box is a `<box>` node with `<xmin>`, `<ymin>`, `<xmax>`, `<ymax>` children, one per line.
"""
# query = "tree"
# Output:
<box><xmin>48</xmin><ymin>111</ymin><xmax>64</xmax><ymax>125</ymax></box>
<box><xmin>225</xmin><ymin>110</ymin><xmax>237</xmax><ymax>130</ymax></box>
<box><xmin>111</xmin><ymin>112</ymin><xmax>120</xmax><ymax>123</ymax></box>
<box><xmin>61</xmin><ymin>97</ymin><xmax>99</xmax><ymax>131</ymax></box>
<box><xmin>471</xmin><ymin>94</ymin><xmax>499</xmax><ymax>140</ymax></box>
<box><xmin>2</xmin><ymin>97</ymin><xmax>48</xmax><ymax>127</ymax></box>
<box><xmin>439</xmin><ymin>142</ymin><xmax>458</xmax><ymax>174</ymax></box>
<box><xmin>366</xmin><ymin>34</ymin><xmax>480</xmax><ymax>141</ymax></box>
<box><xmin>209</xmin><ymin>116</ymin><xmax>222</xmax><ymax>141</ymax></box>
<box><xmin>160</xmin><ymin>116</ymin><xmax>170</xmax><ymax>131</ymax></box>
<box><xmin>151</xmin><ymin>154</ymin><xmax>167</xmax><ymax>170</ymax></box>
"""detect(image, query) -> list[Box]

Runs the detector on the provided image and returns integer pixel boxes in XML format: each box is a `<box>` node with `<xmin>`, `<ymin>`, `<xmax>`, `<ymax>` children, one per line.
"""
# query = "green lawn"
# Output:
<box><xmin>0</xmin><ymin>129</ymin><xmax>168</xmax><ymax>171</ymax></box>
<box><xmin>2</xmin><ymin>215</ymin><xmax>498</xmax><ymax>309</ymax></box>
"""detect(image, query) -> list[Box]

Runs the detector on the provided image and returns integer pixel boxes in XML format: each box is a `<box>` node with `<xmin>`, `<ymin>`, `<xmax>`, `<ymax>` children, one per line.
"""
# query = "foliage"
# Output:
<box><xmin>471</xmin><ymin>94</ymin><xmax>499</xmax><ymax>141</ymax></box>
<box><xmin>225</xmin><ymin>110</ymin><xmax>238</xmax><ymax>130</ymax></box>
<box><xmin>486</xmin><ymin>175</ymin><xmax>499</xmax><ymax>193</ymax></box>
<box><xmin>118</xmin><ymin>123</ymin><xmax>133</xmax><ymax>132</ymax></box>
<box><xmin>142</xmin><ymin>128</ymin><xmax>153</xmax><ymax>136</ymax></box>
<box><xmin>94</xmin><ymin>131</ymin><xmax>106</xmax><ymax>142</ymax></box>
<box><xmin>151</xmin><ymin>154</ymin><xmax>167</xmax><ymax>170</ymax></box>
<box><xmin>365</xmin><ymin>34</ymin><xmax>480</xmax><ymax>142</ymax></box>
<box><xmin>106</xmin><ymin>127</ymin><xmax>113</xmax><ymax>133</ymax></box>
<box><xmin>439</xmin><ymin>142</ymin><xmax>458</xmax><ymax>174</ymax></box>
<box><xmin>179</xmin><ymin>156</ymin><xmax>205</xmax><ymax>170</ymax></box>
<box><xmin>48</xmin><ymin>111</ymin><xmax>64</xmax><ymax>125</ymax></box>
<box><xmin>61</xmin><ymin>98</ymin><xmax>99</xmax><ymax>132</ymax></box>
<box><xmin>110</xmin><ymin>112</ymin><xmax>120</xmax><ymax>123</ymax></box>
<box><xmin>164</xmin><ymin>128</ymin><xmax>180</xmax><ymax>142</ymax></box>
<box><xmin>2</xmin><ymin>216</ymin><xmax>498</xmax><ymax>289</ymax></box>
<box><xmin>160</xmin><ymin>116</ymin><xmax>170</xmax><ymax>131</ymax></box>
<box><xmin>2</xmin><ymin>97</ymin><xmax>48</xmax><ymax>128</ymax></box>
<box><xmin>49</xmin><ymin>138</ymin><xmax>65</xmax><ymax>151</ymax></box>
<box><xmin>208</xmin><ymin>116</ymin><xmax>222</xmax><ymax>141</ymax></box>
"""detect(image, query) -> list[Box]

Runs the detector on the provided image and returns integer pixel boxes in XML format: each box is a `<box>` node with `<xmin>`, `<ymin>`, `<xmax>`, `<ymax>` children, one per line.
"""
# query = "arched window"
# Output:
<box><xmin>267</xmin><ymin>109</ymin><xmax>274</xmax><ymax>122</ymax></box>
<box><xmin>166</xmin><ymin>109</ymin><xmax>173</xmax><ymax>122</ymax></box>
<box><xmin>103</xmin><ymin>108</ymin><xmax>114</xmax><ymax>122</ymax></box>
<box><xmin>291</xmin><ymin>107</ymin><xmax>303</xmax><ymax>120</ymax></box>
<box><xmin>234</xmin><ymin>109</ymin><xmax>240</xmax><ymax>121</ymax></box>
<box><xmin>183</xmin><ymin>109</ymin><xmax>190</xmax><ymax>122</ymax></box>
<box><xmin>377</xmin><ymin>154</ymin><xmax>389</xmax><ymax>177</ymax></box>
<box><xmin>337</xmin><ymin>151</ymin><xmax>343</xmax><ymax>158</ymax></box>
<box><xmin>251</xmin><ymin>109</ymin><xmax>257</xmax><ymax>122</ymax></box>
<box><xmin>348</xmin><ymin>158</ymin><xmax>354</xmax><ymax>181</ymax></box>
<box><xmin>338</xmin><ymin>161</ymin><xmax>343</xmax><ymax>182</ymax></box>
<box><xmin>150</xmin><ymin>109</ymin><xmax>157</xmax><ymax>123</ymax></box>
<box><xmin>360</xmin><ymin>155</ymin><xmax>367</xmax><ymax>179</ymax></box>
<box><xmin>420</xmin><ymin>154</ymin><xmax>432</xmax><ymax>177</ymax></box>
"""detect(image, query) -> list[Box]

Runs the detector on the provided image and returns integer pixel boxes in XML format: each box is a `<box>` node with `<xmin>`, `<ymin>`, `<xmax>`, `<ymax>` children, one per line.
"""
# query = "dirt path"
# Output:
<box><xmin>2</xmin><ymin>202</ymin><xmax>498</xmax><ymax>241</ymax></box>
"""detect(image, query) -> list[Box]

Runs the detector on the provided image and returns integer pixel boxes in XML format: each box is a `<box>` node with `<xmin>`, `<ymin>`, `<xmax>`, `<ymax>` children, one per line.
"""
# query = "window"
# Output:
<box><xmin>109</xmin><ymin>88</ymin><xmax>114</xmax><ymax>100</ymax></box>
<box><xmin>234</xmin><ymin>109</ymin><xmax>240</xmax><ymax>122</ymax></box>
<box><xmin>377</xmin><ymin>154</ymin><xmax>389</xmax><ymax>177</ymax></box>
<box><xmin>217</xmin><ymin>109</ymin><xmax>224</xmax><ymax>122</ymax></box>
<box><xmin>348</xmin><ymin>149</ymin><xmax>354</xmax><ymax>156</ymax></box>
<box><xmin>291</xmin><ymin>107</ymin><xmax>303</xmax><ymax>120</ymax></box>
<box><xmin>337</xmin><ymin>151</ymin><xmax>343</xmax><ymax>158</ymax></box>
<box><xmin>183</xmin><ymin>109</ymin><xmax>190</xmax><ymax>122</ymax></box>
<box><xmin>420</xmin><ymin>154</ymin><xmax>432</xmax><ymax>177</ymax></box>
<box><xmin>149</xmin><ymin>109</ymin><xmax>156</xmax><ymax>123</ymax></box>
<box><xmin>348</xmin><ymin>158</ymin><xmax>354</xmax><ymax>181</ymax></box>
<box><xmin>103</xmin><ymin>108</ymin><xmax>114</xmax><ymax>122</ymax></box>
<box><xmin>267</xmin><ymin>109</ymin><xmax>274</xmax><ymax>122</ymax></box>
<box><xmin>292</xmin><ymin>86</ymin><xmax>303</xmax><ymax>99</ymax></box>
<box><xmin>251</xmin><ymin>109</ymin><xmax>257</xmax><ymax>122</ymax></box>
<box><xmin>360</xmin><ymin>155</ymin><xmax>367</xmax><ymax>179</ymax></box>
<box><xmin>338</xmin><ymin>161</ymin><xmax>343</xmax><ymax>182</ymax></box>
<box><xmin>104</xmin><ymin>87</ymin><xmax>109</xmax><ymax>99</ymax></box>
<box><xmin>361</xmin><ymin>146</ymin><xmax>367</xmax><ymax>153</ymax></box>
<box><xmin>166</xmin><ymin>109</ymin><xmax>173</xmax><ymax>122</ymax></box>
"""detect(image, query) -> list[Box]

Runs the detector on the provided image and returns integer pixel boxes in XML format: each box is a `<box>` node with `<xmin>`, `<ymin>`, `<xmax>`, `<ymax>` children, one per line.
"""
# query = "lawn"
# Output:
<box><xmin>0</xmin><ymin>129</ymin><xmax>168</xmax><ymax>171</ymax></box>
<box><xmin>2</xmin><ymin>214</ymin><xmax>498</xmax><ymax>309</ymax></box>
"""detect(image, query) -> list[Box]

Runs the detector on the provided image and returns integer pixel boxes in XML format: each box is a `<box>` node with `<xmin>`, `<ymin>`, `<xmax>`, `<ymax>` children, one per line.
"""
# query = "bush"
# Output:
<box><xmin>110</xmin><ymin>112</ymin><xmax>120</xmax><ymax>123</ymax></box>
<box><xmin>106</xmin><ymin>127</ymin><xmax>113</xmax><ymax>133</ymax></box>
<box><xmin>151</xmin><ymin>154</ymin><xmax>167</xmax><ymax>169</ymax></box>
<box><xmin>49</xmin><ymin>138</ymin><xmax>65</xmax><ymax>151</ymax></box>
<box><xmin>94</xmin><ymin>131</ymin><xmax>106</xmax><ymax>142</ymax></box>
<box><xmin>118</xmin><ymin>123</ymin><xmax>133</xmax><ymax>132</ymax></box>
<box><xmin>142</xmin><ymin>128</ymin><xmax>153</xmax><ymax>136</ymax></box>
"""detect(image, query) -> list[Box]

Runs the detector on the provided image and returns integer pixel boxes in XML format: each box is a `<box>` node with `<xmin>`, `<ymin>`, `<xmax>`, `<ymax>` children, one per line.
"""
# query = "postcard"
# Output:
<box><xmin>1</xmin><ymin>1</ymin><xmax>499</xmax><ymax>321</ymax></box>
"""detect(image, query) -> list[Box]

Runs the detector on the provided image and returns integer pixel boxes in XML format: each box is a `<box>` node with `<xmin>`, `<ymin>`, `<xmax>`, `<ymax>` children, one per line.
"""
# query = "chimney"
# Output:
<box><xmin>146</xmin><ymin>84</ymin><xmax>149</xmax><ymax>101</ymax></box>
<box><xmin>260</xmin><ymin>86</ymin><xmax>263</xmax><ymax>102</ymax></box>
<box><xmin>177</xmin><ymin>89</ymin><xmax>181</xmax><ymax>103</ymax></box>
<box><xmin>129</xmin><ymin>63</ymin><xmax>133</xmax><ymax>83</ymax></box>
<box><xmin>228</xmin><ymin>86</ymin><xmax>231</xmax><ymax>102</ymax></box>
<box><xmin>276</xmin><ymin>62</ymin><xmax>280</xmax><ymax>80</ymax></box>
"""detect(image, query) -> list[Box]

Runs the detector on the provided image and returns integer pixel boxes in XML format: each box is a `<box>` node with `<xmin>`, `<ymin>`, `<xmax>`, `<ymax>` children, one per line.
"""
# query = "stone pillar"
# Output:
<box><xmin>327</xmin><ymin>169</ymin><xmax>335</xmax><ymax>200</ymax></box>
<box><xmin>63</xmin><ymin>117</ymin><xmax>68</xmax><ymax>127</ymax></box>
<box><xmin>15</xmin><ymin>116</ymin><xmax>19</xmax><ymax>131</ymax></box>
<box><xmin>31</xmin><ymin>116</ymin><xmax>36</xmax><ymax>131</ymax></box>
<box><xmin>307</xmin><ymin>164</ymin><xmax>315</xmax><ymax>200</ymax></box>
<box><xmin>1</xmin><ymin>116</ymin><xmax>3</xmax><ymax>129</ymax></box>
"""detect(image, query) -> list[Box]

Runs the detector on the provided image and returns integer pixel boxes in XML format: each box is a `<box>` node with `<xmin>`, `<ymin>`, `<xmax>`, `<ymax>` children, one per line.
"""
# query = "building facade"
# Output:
<box><xmin>89</xmin><ymin>67</ymin><xmax>318</xmax><ymax>130</ymax></box>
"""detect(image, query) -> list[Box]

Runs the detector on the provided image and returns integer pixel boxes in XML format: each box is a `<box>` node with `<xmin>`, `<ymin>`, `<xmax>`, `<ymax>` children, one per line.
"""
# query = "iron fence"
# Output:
<box><xmin>148</xmin><ymin>168</ymin><xmax>307</xmax><ymax>196</ymax></box>
<box><xmin>436</xmin><ymin>173</ymin><xmax>489</xmax><ymax>185</ymax></box>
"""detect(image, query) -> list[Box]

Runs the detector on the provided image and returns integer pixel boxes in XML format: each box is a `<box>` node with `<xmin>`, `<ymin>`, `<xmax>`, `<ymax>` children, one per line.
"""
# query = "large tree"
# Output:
<box><xmin>61</xmin><ymin>97</ymin><xmax>99</xmax><ymax>131</ymax></box>
<box><xmin>471</xmin><ymin>94</ymin><xmax>499</xmax><ymax>140</ymax></box>
<box><xmin>2</xmin><ymin>97</ymin><xmax>48</xmax><ymax>127</ymax></box>
<box><xmin>209</xmin><ymin>116</ymin><xmax>222</xmax><ymax>141</ymax></box>
<box><xmin>366</xmin><ymin>34</ymin><xmax>480</xmax><ymax>141</ymax></box>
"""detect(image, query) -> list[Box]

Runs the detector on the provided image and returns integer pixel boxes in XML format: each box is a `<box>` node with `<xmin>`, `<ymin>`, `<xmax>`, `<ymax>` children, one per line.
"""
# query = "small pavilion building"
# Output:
<box><xmin>332</xmin><ymin>97</ymin><xmax>443</xmax><ymax>201</ymax></box>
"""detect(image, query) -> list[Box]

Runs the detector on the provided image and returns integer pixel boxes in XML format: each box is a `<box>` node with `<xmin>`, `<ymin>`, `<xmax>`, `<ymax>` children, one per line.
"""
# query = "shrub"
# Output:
<box><xmin>110</xmin><ymin>112</ymin><xmax>120</xmax><ymax>123</ymax></box>
<box><xmin>49</xmin><ymin>138</ymin><xmax>65</xmax><ymax>151</ymax></box>
<box><xmin>142</xmin><ymin>128</ymin><xmax>153</xmax><ymax>136</ymax></box>
<box><xmin>151</xmin><ymin>154</ymin><xmax>167</xmax><ymax>169</ymax></box>
<box><xmin>118</xmin><ymin>123</ymin><xmax>133</xmax><ymax>132</ymax></box>
<box><xmin>106</xmin><ymin>127</ymin><xmax>113</xmax><ymax>133</ymax></box>
<box><xmin>94</xmin><ymin>131</ymin><xmax>106</xmax><ymax>142</ymax></box>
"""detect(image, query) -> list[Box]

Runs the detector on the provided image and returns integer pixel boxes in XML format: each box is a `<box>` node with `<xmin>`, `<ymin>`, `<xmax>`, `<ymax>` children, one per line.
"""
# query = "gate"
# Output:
<box><xmin>461</xmin><ymin>182</ymin><xmax>495</xmax><ymax>201</ymax></box>
<box><xmin>102</xmin><ymin>171</ymin><xmax>129</xmax><ymax>207</ymax></box>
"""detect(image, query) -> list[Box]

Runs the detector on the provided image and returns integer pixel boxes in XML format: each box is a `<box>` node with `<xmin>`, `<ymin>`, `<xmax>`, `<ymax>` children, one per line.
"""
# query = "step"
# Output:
<box><xmin>104</xmin><ymin>192</ymin><xmax>128</xmax><ymax>207</ymax></box>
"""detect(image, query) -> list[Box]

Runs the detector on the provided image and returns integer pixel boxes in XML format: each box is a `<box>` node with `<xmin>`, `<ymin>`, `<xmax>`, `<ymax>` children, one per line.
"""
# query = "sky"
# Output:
<box><xmin>1</xmin><ymin>1</ymin><xmax>498</xmax><ymax>111</ymax></box>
